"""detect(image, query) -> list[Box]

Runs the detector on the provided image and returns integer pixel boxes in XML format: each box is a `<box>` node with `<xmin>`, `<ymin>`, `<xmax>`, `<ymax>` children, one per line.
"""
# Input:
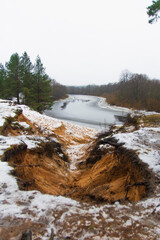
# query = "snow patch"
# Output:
<box><xmin>21</xmin><ymin>105</ymin><xmax>62</xmax><ymax>133</ymax></box>
<box><xmin>124</xmin><ymin>219</ymin><xmax>132</xmax><ymax>227</ymax></box>
<box><xmin>114</xmin><ymin>127</ymin><xmax>160</xmax><ymax>175</ymax></box>
<box><xmin>18</xmin><ymin>121</ymin><xmax>30</xmax><ymax>129</ymax></box>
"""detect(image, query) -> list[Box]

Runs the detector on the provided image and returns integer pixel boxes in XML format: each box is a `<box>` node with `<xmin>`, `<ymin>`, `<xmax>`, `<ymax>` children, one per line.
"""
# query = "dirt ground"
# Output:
<box><xmin>0</xmin><ymin>112</ymin><xmax>159</xmax><ymax>240</ymax></box>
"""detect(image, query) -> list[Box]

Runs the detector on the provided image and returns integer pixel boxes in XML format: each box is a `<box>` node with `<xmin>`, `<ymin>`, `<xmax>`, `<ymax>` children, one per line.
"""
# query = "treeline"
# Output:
<box><xmin>67</xmin><ymin>71</ymin><xmax>160</xmax><ymax>112</ymax></box>
<box><xmin>51</xmin><ymin>79</ymin><xmax>68</xmax><ymax>100</ymax></box>
<box><xmin>0</xmin><ymin>52</ymin><xmax>67</xmax><ymax>112</ymax></box>
<box><xmin>68</xmin><ymin>83</ymin><xmax>116</xmax><ymax>96</ymax></box>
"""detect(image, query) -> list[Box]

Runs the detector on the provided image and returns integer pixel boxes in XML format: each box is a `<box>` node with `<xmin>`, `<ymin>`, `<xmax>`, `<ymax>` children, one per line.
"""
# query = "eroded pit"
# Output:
<box><xmin>72</xmin><ymin>146</ymin><xmax>154</xmax><ymax>203</ymax></box>
<box><xmin>1</xmin><ymin>134</ymin><xmax>155</xmax><ymax>203</ymax></box>
<box><xmin>2</xmin><ymin>141</ymin><xmax>72</xmax><ymax>196</ymax></box>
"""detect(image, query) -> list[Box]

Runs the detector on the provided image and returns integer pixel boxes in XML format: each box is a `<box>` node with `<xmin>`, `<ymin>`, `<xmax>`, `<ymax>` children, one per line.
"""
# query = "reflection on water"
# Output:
<box><xmin>44</xmin><ymin>95</ymin><xmax>129</xmax><ymax>130</ymax></box>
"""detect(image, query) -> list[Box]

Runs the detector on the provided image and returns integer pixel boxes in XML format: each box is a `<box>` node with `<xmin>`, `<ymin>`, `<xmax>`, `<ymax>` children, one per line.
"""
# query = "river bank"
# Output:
<box><xmin>0</xmin><ymin>99</ymin><xmax>160</xmax><ymax>239</ymax></box>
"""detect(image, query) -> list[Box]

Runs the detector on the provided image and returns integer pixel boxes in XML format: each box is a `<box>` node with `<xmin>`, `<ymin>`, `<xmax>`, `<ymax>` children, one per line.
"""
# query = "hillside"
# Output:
<box><xmin>0</xmin><ymin>99</ymin><xmax>160</xmax><ymax>239</ymax></box>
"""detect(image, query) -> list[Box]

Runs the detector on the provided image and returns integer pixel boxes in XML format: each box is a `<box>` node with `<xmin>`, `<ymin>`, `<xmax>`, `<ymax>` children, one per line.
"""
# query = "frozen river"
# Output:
<box><xmin>44</xmin><ymin>95</ymin><xmax>130</xmax><ymax>130</ymax></box>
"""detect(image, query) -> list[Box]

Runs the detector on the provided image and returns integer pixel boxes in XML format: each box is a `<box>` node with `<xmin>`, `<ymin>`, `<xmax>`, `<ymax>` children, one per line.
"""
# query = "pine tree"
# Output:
<box><xmin>33</xmin><ymin>55</ymin><xmax>53</xmax><ymax>112</ymax></box>
<box><xmin>1</xmin><ymin>52</ymin><xmax>54</xmax><ymax>111</ymax></box>
<box><xmin>0</xmin><ymin>63</ymin><xmax>6</xmax><ymax>99</ymax></box>
<box><xmin>20</xmin><ymin>52</ymin><xmax>34</xmax><ymax>105</ymax></box>
<box><xmin>147</xmin><ymin>0</ymin><xmax>160</xmax><ymax>23</ymax></box>
<box><xmin>5</xmin><ymin>53</ymin><xmax>21</xmax><ymax>103</ymax></box>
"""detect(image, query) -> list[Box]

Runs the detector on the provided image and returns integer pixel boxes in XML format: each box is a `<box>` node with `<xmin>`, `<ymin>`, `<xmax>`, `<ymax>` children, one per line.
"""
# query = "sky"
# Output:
<box><xmin>0</xmin><ymin>0</ymin><xmax>160</xmax><ymax>86</ymax></box>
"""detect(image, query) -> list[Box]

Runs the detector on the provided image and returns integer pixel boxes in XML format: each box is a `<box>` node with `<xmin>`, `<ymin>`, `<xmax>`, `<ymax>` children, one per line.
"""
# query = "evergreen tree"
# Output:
<box><xmin>5</xmin><ymin>53</ymin><xmax>21</xmax><ymax>103</ymax></box>
<box><xmin>33</xmin><ymin>55</ymin><xmax>53</xmax><ymax>112</ymax></box>
<box><xmin>147</xmin><ymin>0</ymin><xmax>160</xmax><ymax>23</ymax></box>
<box><xmin>0</xmin><ymin>63</ymin><xmax>6</xmax><ymax>99</ymax></box>
<box><xmin>20</xmin><ymin>52</ymin><xmax>34</xmax><ymax>105</ymax></box>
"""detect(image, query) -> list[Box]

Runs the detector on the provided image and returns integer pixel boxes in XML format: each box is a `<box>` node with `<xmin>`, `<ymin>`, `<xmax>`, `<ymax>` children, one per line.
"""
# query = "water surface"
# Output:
<box><xmin>45</xmin><ymin>95</ymin><xmax>130</xmax><ymax>130</ymax></box>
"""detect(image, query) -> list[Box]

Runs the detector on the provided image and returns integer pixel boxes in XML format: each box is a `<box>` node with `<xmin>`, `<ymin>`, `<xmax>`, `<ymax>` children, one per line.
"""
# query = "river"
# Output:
<box><xmin>44</xmin><ymin>95</ymin><xmax>131</xmax><ymax>130</ymax></box>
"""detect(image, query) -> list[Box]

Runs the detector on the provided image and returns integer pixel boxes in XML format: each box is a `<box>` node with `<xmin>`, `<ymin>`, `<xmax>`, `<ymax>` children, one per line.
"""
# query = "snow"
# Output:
<box><xmin>139</xmin><ymin>196</ymin><xmax>160</xmax><ymax>209</ymax></box>
<box><xmin>0</xmin><ymin>136</ymin><xmax>22</xmax><ymax>155</ymax></box>
<box><xmin>0</xmin><ymin>99</ymin><xmax>160</xmax><ymax>239</ymax></box>
<box><xmin>124</xmin><ymin>219</ymin><xmax>132</xmax><ymax>227</ymax></box>
<box><xmin>0</xmin><ymin>166</ymin><xmax>79</xmax><ymax>219</ymax></box>
<box><xmin>114</xmin><ymin>127</ymin><xmax>160</xmax><ymax>175</ymax></box>
<box><xmin>18</xmin><ymin>121</ymin><xmax>30</xmax><ymax>128</ymax></box>
<box><xmin>0</xmin><ymin>135</ymin><xmax>54</xmax><ymax>153</ymax></box>
<box><xmin>98</xmin><ymin>97</ymin><xmax>131</xmax><ymax>113</ymax></box>
<box><xmin>21</xmin><ymin>105</ymin><xmax>62</xmax><ymax>134</ymax></box>
<box><xmin>64</xmin><ymin>120</ymin><xmax>97</xmax><ymax>138</ymax></box>
<box><xmin>0</xmin><ymin>118</ymin><xmax>5</xmax><ymax>127</ymax></box>
<box><xmin>0</xmin><ymin>100</ymin><xmax>21</xmax><ymax>127</ymax></box>
<box><xmin>97</xmin><ymin>97</ymin><xmax>160</xmax><ymax>116</ymax></box>
<box><xmin>66</xmin><ymin>143</ymin><xmax>87</xmax><ymax>170</ymax></box>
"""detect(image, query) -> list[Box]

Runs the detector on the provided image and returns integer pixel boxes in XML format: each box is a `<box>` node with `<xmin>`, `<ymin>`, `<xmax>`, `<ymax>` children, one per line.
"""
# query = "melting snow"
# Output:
<box><xmin>0</xmin><ymin>99</ymin><xmax>160</xmax><ymax>239</ymax></box>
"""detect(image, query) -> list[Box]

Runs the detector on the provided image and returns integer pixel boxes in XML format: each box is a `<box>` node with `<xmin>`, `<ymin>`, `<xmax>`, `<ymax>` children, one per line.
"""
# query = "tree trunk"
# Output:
<box><xmin>16</xmin><ymin>67</ymin><xmax>20</xmax><ymax>104</ymax></box>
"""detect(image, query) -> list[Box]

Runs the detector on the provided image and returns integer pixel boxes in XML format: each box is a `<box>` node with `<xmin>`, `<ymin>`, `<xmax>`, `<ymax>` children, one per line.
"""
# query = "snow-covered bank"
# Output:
<box><xmin>0</xmin><ymin>99</ymin><xmax>160</xmax><ymax>239</ymax></box>
<box><xmin>98</xmin><ymin>97</ymin><xmax>160</xmax><ymax>176</ymax></box>
<box><xmin>114</xmin><ymin>127</ymin><xmax>160</xmax><ymax>176</ymax></box>
<box><xmin>98</xmin><ymin>96</ymin><xmax>132</xmax><ymax>113</ymax></box>
<box><xmin>21</xmin><ymin>104</ymin><xmax>62</xmax><ymax>134</ymax></box>
<box><xmin>98</xmin><ymin>96</ymin><xmax>160</xmax><ymax>116</ymax></box>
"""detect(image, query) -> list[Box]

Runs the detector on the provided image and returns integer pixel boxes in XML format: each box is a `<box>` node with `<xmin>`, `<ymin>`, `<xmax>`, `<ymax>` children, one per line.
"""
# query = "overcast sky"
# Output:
<box><xmin>0</xmin><ymin>0</ymin><xmax>159</xmax><ymax>86</ymax></box>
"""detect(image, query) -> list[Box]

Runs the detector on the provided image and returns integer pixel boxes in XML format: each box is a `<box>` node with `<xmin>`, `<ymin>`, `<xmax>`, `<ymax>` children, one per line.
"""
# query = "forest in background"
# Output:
<box><xmin>0</xmin><ymin>52</ymin><xmax>67</xmax><ymax>112</ymax></box>
<box><xmin>1</xmin><ymin>53</ymin><xmax>160</xmax><ymax>113</ymax></box>
<box><xmin>67</xmin><ymin>71</ymin><xmax>160</xmax><ymax>113</ymax></box>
